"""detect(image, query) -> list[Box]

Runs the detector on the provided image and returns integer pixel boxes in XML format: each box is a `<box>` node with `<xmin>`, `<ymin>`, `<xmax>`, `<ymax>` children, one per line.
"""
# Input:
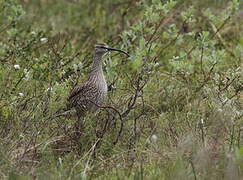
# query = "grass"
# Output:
<box><xmin>0</xmin><ymin>0</ymin><xmax>242</xmax><ymax>179</ymax></box>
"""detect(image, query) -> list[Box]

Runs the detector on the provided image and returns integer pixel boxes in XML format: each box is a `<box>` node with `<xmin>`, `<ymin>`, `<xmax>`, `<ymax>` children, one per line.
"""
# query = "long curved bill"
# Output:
<box><xmin>103</xmin><ymin>47</ymin><xmax>130</xmax><ymax>57</ymax></box>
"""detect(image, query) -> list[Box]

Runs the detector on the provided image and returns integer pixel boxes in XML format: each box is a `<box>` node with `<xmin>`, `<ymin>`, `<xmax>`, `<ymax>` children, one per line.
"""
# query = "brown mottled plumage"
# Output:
<box><xmin>67</xmin><ymin>43</ymin><xmax>129</xmax><ymax>118</ymax></box>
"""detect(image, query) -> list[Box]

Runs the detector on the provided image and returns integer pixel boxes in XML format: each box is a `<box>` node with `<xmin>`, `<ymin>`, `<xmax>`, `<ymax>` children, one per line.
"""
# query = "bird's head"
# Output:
<box><xmin>95</xmin><ymin>43</ymin><xmax>110</xmax><ymax>55</ymax></box>
<box><xmin>94</xmin><ymin>43</ymin><xmax>129</xmax><ymax>57</ymax></box>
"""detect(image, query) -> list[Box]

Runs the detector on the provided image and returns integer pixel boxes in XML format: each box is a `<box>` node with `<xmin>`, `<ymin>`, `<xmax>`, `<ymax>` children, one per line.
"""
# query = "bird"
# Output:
<box><xmin>67</xmin><ymin>43</ymin><xmax>129</xmax><ymax>122</ymax></box>
<box><xmin>52</xmin><ymin>43</ymin><xmax>129</xmax><ymax>155</ymax></box>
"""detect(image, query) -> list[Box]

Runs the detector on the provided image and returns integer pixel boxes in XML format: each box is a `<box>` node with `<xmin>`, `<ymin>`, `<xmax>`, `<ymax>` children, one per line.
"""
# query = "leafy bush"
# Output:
<box><xmin>0</xmin><ymin>0</ymin><xmax>242</xmax><ymax>179</ymax></box>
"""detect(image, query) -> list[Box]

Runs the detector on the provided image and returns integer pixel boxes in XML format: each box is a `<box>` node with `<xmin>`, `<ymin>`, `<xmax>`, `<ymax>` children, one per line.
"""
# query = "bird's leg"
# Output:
<box><xmin>74</xmin><ymin>115</ymin><xmax>84</xmax><ymax>137</ymax></box>
<box><xmin>71</xmin><ymin>115</ymin><xmax>85</xmax><ymax>154</ymax></box>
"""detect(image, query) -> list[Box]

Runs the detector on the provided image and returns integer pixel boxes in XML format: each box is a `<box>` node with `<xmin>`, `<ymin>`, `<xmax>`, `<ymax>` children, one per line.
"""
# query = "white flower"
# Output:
<box><xmin>23</xmin><ymin>69</ymin><xmax>31</xmax><ymax>80</ymax></box>
<box><xmin>200</xmin><ymin>118</ymin><xmax>204</xmax><ymax>124</ymax></box>
<box><xmin>218</xmin><ymin>108</ymin><xmax>223</xmax><ymax>112</ymax></box>
<box><xmin>173</xmin><ymin>56</ymin><xmax>180</xmax><ymax>60</ymax></box>
<box><xmin>151</xmin><ymin>134</ymin><xmax>158</xmax><ymax>142</ymax></box>
<box><xmin>40</xmin><ymin>38</ymin><xmax>48</xmax><ymax>43</ymax></box>
<box><xmin>46</xmin><ymin>87</ymin><xmax>53</xmax><ymax>92</ymax></box>
<box><xmin>18</xmin><ymin>93</ymin><xmax>24</xmax><ymax>97</ymax></box>
<box><xmin>154</xmin><ymin>62</ymin><xmax>160</xmax><ymax>67</ymax></box>
<box><xmin>14</xmin><ymin>64</ymin><xmax>20</xmax><ymax>70</ymax></box>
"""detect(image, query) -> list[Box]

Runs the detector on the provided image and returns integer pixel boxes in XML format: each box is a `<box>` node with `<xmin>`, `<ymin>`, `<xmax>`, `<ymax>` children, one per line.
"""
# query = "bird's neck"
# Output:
<box><xmin>89</xmin><ymin>53</ymin><xmax>104</xmax><ymax>77</ymax></box>
<box><xmin>88</xmin><ymin>53</ymin><xmax>107</xmax><ymax>92</ymax></box>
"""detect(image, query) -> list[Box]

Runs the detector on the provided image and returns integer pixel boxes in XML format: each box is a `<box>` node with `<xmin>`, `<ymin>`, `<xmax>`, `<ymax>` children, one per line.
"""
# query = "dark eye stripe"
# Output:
<box><xmin>99</xmin><ymin>46</ymin><xmax>108</xmax><ymax>49</ymax></box>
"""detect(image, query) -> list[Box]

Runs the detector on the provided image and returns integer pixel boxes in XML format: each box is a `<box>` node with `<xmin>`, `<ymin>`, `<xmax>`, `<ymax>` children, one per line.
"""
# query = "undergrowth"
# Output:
<box><xmin>0</xmin><ymin>0</ymin><xmax>242</xmax><ymax>179</ymax></box>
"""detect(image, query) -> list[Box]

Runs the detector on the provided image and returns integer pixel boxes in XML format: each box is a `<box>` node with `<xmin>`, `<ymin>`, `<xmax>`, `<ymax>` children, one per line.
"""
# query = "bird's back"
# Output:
<box><xmin>67</xmin><ymin>75</ymin><xmax>107</xmax><ymax>116</ymax></box>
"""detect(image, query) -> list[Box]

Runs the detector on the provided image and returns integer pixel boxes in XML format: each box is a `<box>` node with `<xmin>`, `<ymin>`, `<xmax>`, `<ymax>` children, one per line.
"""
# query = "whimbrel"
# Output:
<box><xmin>67</xmin><ymin>43</ymin><xmax>129</xmax><ymax>120</ymax></box>
<box><xmin>52</xmin><ymin>43</ymin><xmax>128</xmax><ymax>154</ymax></box>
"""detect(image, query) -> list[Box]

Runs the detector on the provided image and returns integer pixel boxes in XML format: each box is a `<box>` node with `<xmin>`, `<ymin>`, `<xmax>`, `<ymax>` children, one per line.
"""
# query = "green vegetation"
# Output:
<box><xmin>0</xmin><ymin>0</ymin><xmax>242</xmax><ymax>179</ymax></box>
